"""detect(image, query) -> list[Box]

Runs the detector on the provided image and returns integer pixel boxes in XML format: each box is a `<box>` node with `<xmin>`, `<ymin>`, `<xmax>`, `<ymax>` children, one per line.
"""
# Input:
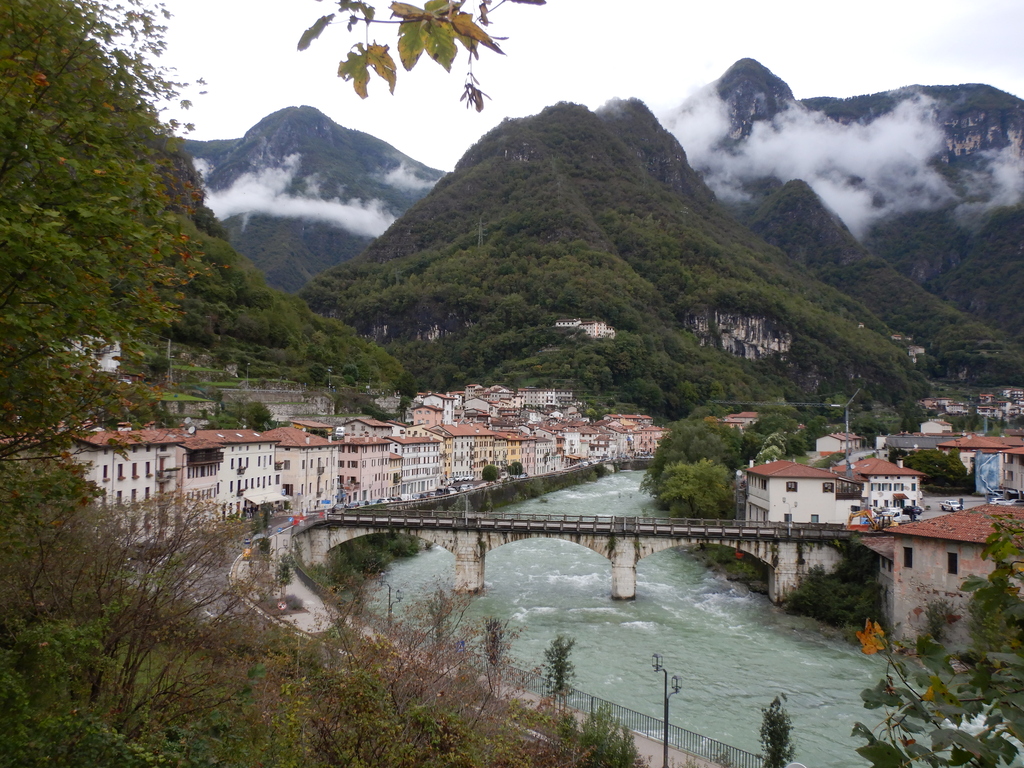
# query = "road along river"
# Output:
<box><xmin>378</xmin><ymin>470</ymin><xmax>884</xmax><ymax>767</ymax></box>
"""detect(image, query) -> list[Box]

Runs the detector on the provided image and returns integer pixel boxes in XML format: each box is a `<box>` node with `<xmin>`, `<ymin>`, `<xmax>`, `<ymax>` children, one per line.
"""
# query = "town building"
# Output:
<box><xmin>387</xmin><ymin>435</ymin><xmax>443</xmax><ymax>497</ymax></box>
<box><xmin>880</xmin><ymin>507</ymin><xmax>1024</xmax><ymax>646</ymax></box>
<box><xmin>815</xmin><ymin>432</ymin><xmax>865</xmax><ymax>455</ymax></box>
<box><xmin>744</xmin><ymin>461</ymin><xmax>863</xmax><ymax>524</ymax></box>
<box><xmin>260</xmin><ymin>427</ymin><xmax>338</xmax><ymax>514</ymax></box>
<box><xmin>834</xmin><ymin>457</ymin><xmax>925</xmax><ymax>510</ymax></box>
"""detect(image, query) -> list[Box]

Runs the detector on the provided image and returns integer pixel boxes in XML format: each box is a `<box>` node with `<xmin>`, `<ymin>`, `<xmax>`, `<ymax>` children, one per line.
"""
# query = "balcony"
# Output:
<box><xmin>274</xmin><ymin>462</ymin><xmax>284</xmax><ymax>471</ymax></box>
<box><xmin>236</xmin><ymin>489</ymin><xmax>245</xmax><ymax>497</ymax></box>
<box><xmin>156</xmin><ymin>468</ymin><xmax>177</xmax><ymax>481</ymax></box>
<box><xmin>236</xmin><ymin>466</ymin><xmax>246</xmax><ymax>476</ymax></box>
<box><xmin>317</xmin><ymin>466</ymin><xmax>325</xmax><ymax>476</ymax></box>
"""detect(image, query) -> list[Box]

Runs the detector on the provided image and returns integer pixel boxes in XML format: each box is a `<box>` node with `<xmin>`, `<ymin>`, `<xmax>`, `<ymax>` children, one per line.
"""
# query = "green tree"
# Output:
<box><xmin>508</xmin><ymin>461</ymin><xmax>524</xmax><ymax>476</ymax></box>
<box><xmin>543</xmin><ymin>633</ymin><xmax>576</xmax><ymax>703</ymax></box>
<box><xmin>754</xmin><ymin>432</ymin><xmax>787</xmax><ymax>465</ymax></box>
<box><xmin>902</xmin><ymin>448</ymin><xmax>969</xmax><ymax>488</ymax></box>
<box><xmin>1</xmin><ymin>0</ymin><xmax>189</xmax><ymax>464</ymax></box>
<box><xmin>659</xmin><ymin>459</ymin><xmax>735</xmax><ymax>519</ymax></box>
<box><xmin>559</xmin><ymin>703</ymin><xmax>645</xmax><ymax>768</ymax></box>
<box><xmin>482</xmin><ymin>464</ymin><xmax>499</xmax><ymax>482</ymax></box>
<box><xmin>760</xmin><ymin>695</ymin><xmax>796</xmax><ymax>768</ymax></box>
<box><xmin>298</xmin><ymin>0</ymin><xmax>546</xmax><ymax>111</ymax></box>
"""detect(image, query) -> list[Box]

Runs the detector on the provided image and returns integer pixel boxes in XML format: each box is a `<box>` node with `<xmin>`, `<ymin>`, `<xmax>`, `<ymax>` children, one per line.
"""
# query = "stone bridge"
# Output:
<box><xmin>290</xmin><ymin>512</ymin><xmax>852</xmax><ymax>604</ymax></box>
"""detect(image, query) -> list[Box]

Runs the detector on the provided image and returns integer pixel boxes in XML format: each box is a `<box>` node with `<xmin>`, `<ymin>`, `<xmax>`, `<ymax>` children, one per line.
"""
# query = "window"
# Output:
<box><xmin>948</xmin><ymin>552</ymin><xmax>959</xmax><ymax>575</ymax></box>
<box><xmin>810</xmin><ymin>514</ymin><xmax>820</xmax><ymax>523</ymax></box>
<box><xmin>903</xmin><ymin>546</ymin><xmax>913</xmax><ymax>568</ymax></box>
<box><xmin>786</xmin><ymin>481</ymin><xmax>798</xmax><ymax>492</ymax></box>
<box><xmin>822</xmin><ymin>482</ymin><xmax>834</xmax><ymax>493</ymax></box>
<box><xmin>784</xmin><ymin>513</ymin><xmax>793</xmax><ymax>522</ymax></box>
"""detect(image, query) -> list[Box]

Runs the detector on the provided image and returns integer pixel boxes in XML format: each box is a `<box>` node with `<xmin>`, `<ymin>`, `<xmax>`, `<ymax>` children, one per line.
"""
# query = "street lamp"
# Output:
<box><xmin>652</xmin><ymin>653</ymin><xmax>682</xmax><ymax>768</ymax></box>
<box><xmin>384</xmin><ymin>581</ymin><xmax>402</xmax><ymax>619</ymax></box>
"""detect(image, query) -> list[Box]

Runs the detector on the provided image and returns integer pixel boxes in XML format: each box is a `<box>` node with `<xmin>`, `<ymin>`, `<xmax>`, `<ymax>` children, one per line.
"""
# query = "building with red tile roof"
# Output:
<box><xmin>744</xmin><ymin>460</ymin><xmax>863</xmax><ymax>524</ymax></box>
<box><xmin>883</xmin><ymin>506</ymin><xmax>1024</xmax><ymax>646</ymax></box>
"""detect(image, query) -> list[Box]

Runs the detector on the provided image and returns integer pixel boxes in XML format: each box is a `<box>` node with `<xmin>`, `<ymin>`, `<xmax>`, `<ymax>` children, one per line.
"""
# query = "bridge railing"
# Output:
<box><xmin>298</xmin><ymin>511</ymin><xmax>850</xmax><ymax>540</ymax></box>
<box><xmin>502</xmin><ymin>664</ymin><xmax>763</xmax><ymax>768</ymax></box>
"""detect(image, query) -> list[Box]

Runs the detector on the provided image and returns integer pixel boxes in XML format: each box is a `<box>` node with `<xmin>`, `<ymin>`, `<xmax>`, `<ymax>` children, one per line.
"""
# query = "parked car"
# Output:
<box><xmin>940</xmin><ymin>499</ymin><xmax>965</xmax><ymax>511</ymax></box>
<box><xmin>903</xmin><ymin>505</ymin><xmax>924</xmax><ymax>520</ymax></box>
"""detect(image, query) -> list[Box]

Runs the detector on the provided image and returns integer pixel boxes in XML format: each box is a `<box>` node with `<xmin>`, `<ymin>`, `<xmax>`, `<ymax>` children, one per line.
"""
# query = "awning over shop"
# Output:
<box><xmin>893</xmin><ymin>493</ymin><xmax>908</xmax><ymax>500</ymax></box>
<box><xmin>243</xmin><ymin>488</ymin><xmax>285</xmax><ymax>505</ymax></box>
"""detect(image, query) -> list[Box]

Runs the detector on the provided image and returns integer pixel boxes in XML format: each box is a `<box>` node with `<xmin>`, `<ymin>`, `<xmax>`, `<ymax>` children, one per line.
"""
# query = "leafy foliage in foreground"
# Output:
<box><xmin>0</xmin><ymin>0</ymin><xmax>188</xmax><ymax>459</ymax></box>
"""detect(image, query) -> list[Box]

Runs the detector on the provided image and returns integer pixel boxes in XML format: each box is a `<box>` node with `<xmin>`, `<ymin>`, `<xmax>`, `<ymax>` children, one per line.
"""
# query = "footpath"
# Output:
<box><xmin>230</xmin><ymin>525</ymin><xmax>720</xmax><ymax>768</ymax></box>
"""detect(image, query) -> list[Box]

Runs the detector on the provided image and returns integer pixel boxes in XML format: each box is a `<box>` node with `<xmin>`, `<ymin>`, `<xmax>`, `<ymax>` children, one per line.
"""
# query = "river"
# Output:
<box><xmin>378</xmin><ymin>470</ymin><xmax>884</xmax><ymax>767</ymax></box>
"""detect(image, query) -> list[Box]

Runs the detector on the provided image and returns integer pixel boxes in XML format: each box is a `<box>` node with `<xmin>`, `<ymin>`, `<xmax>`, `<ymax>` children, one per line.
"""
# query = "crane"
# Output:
<box><xmin>710</xmin><ymin>389</ymin><xmax>861</xmax><ymax>478</ymax></box>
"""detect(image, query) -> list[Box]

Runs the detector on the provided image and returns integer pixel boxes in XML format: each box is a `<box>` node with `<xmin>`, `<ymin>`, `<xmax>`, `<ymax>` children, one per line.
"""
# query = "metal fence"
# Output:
<box><xmin>502</xmin><ymin>665</ymin><xmax>763</xmax><ymax>768</ymax></box>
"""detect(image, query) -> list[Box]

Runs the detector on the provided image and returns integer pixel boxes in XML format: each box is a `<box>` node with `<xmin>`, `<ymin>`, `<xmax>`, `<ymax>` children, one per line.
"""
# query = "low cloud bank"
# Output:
<box><xmin>661</xmin><ymin>88</ymin><xmax>1023</xmax><ymax>236</ymax></box>
<box><xmin>381</xmin><ymin>162</ymin><xmax>438</xmax><ymax>192</ymax></box>
<box><xmin>203</xmin><ymin>154</ymin><xmax>395</xmax><ymax>237</ymax></box>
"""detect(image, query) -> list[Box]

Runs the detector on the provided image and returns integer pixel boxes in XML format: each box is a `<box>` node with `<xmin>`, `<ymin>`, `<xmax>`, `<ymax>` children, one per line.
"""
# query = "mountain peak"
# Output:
<box><xmin>714</xmin><ymin>59</ymin><xmax>795</xmax><ymax>139</ymax></box>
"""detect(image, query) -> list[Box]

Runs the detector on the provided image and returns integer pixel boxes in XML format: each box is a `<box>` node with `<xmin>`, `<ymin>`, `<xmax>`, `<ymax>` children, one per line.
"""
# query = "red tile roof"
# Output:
<box><xmin>747</xmin><ymin>460</ymin><xmax>861</xmax><ymax>482</ymax></box>
<box><xmin>938</xmin><ymin>435</ymin><xmax>1018</xmax><ymax>451</ymax></box>
<box><xmin>841</xmin><ymin>457</ymin><xmax>926</xmax><ymax>477</ymax></box>
<box><xmin>893</xmin><ymin>506</ymin><xmax>1024</xmax><ymax>544</ymax></box>
<box><xmin>260</xmin><ymin>427</ymin><xmax>332</xmax><ymax>448</ymax></box>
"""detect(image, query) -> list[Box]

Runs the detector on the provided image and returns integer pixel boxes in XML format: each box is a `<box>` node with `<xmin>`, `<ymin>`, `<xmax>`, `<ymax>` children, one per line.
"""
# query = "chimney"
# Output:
<box><xmin>897</xmin><ymin>459</ymin><xmax>903</xmax><ymax>468</ymax></box>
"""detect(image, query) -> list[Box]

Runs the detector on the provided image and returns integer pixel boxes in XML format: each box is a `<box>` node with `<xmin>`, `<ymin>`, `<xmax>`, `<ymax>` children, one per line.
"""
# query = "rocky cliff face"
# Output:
<box><xmin>713</xmin><ymin>59</ymin><xmax>794</xmax><ymax>140</ymax></box>
<box><xmin>685</xmin><ymin>312</ymin><xmax>792</xmax><ymax>360</ymax></box>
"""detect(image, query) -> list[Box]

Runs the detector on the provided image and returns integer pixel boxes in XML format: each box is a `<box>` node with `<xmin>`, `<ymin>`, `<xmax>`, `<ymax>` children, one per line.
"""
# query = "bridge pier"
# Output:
<box><xmin>453</xmin><ymin>532</ymin><xmax>485</xmax><ymax>594</ymax></box>
<box><xmin>610</xmin><ymin>544</ymin><xmax>637</xmax><ymax>600</ymax></box>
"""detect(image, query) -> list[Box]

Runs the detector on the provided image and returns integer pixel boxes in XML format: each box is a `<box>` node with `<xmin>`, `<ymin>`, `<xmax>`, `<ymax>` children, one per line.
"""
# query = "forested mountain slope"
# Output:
<box><xmin>300</xmin><ymin>100</ymin><xmax>926</xmax><ymax>418</ymax></box>
<box><xmin>160</xmin><ymin>146</ymin><xmax>410</xmax><ymax>392</ymax></box>
<box><xmin>749</xmin><ymin>180</ymin><xmax>1024</xmax><ymax>384</ymax></box>
<box><xmin>185</xmin><ymin>107</ymin><xmax>443</xmax><ymax>292</ymax></box>
<box><xmin>666</xmin><ymin>59</ymin><xmax>1024</xmax><ymax>358</ymax></box>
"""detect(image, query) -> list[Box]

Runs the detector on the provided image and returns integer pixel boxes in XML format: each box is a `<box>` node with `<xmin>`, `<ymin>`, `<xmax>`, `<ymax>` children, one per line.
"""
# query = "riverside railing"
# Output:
<box><xmin>502</xmin><ymin>664</ymin><xmax>763</xmax><ymax>768</ymax></box>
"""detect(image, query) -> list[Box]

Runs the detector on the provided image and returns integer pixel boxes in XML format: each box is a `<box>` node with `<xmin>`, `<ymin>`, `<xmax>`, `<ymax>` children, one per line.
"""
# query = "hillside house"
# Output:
<box><xmin>815</xmin><ymin>432</ymin><xmax>865</xmax><ymax>454</ymax></box>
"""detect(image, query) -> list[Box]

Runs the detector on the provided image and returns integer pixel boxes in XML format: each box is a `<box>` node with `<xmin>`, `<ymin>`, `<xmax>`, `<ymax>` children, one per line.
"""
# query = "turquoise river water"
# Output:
<box><xmin>378</xmin><ymin>470</ymin><xmax>884</xmax><ymax>767</ymax></box>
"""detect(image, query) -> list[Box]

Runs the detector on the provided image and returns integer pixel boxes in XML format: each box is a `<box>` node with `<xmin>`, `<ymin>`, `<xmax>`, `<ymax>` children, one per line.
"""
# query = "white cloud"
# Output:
<box><xmin>381</xmin><ymin>162</ymin><xmax>438</xmax><ymax>192</ymax></box>
<box><xmin>662</xmin><ymin>91</ymin><xmax>965</xmax><ymax>236</ymax></box>
<box><xmin>204</xmin><ymin>154</ymin><xmax>395</xmax><ymax>237</ymax></box>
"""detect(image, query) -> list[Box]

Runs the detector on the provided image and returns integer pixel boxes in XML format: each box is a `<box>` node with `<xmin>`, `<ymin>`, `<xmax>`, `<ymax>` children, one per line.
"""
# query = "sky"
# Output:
<box><xmin>160</xmin><ymin>0</ymin><xmax>1024</xmax><ymax>174</ymax></box>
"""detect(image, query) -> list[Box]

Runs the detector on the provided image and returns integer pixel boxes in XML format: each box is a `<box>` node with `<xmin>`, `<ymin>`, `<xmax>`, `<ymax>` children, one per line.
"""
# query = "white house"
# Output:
<box><xmin>196</xmin><ymin>429</ymin><xmax>283</xmax><ymax>517</ymax></box>
<box><xmin>744</xmin><ymin>461</ymin><xmax>863</xmax><ymax>524</ymax></box>
<box><xmin>834</xmin><ymin>457</ymin><xmax>925</xmax><ymax>510</ymax></box>
<box><xmin>387</xmin><ymin>435</ymin><xmax>443</xmax><ymax>497</ymax></box>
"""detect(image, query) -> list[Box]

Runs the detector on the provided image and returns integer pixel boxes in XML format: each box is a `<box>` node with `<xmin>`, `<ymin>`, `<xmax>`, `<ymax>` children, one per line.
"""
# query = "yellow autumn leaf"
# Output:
<box><xmin>922</xmin><ymin>686</ymin><xmax>935</xmax><ymax>701</ymax></box>
<box><xmin>857</xmin><ymin>619</ymin><xmax>886</xmax><ymax>655</ymax></box>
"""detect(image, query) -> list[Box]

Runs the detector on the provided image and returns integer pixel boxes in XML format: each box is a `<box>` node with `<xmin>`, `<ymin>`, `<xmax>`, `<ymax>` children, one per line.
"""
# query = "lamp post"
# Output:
<box><xmin>385</xmin><ymin>581</ymin><xmax>402</xmax><ymax>620</ymax></box>
<box><xmin>652</xmin><ymin>653</ymin><xmax>682</xmax><ymax>768</ymax></box>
